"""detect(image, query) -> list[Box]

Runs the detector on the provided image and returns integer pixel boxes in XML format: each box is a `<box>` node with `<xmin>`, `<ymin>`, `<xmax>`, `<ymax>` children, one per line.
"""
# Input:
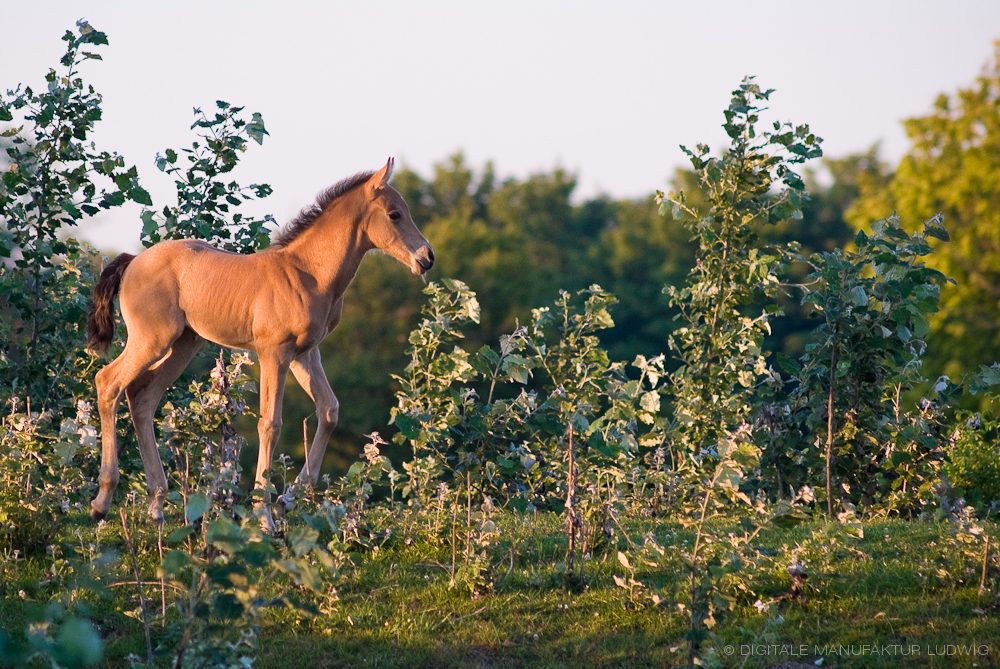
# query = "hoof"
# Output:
<box><xmin>148</xmin><ymin>508</ymin><xmax>165</xmax><ymax>525</ymax></box>
<box><xmin>90</xmin><ymin>503</ymin><xmax>107</xmax><ymax>522</ymax></box>
<box><xmin>276</xmin><ymin>494</ymin><xmax>296</xmax><ymax>516</ymax></box>
<box><xmin>259</xmin><ymin>514</ymin><xmax>277</xmax><ymax>535</ymax></box>
<box><xmin>254</xmin><ymin>503</ymin><xmax>277</xmax><ymax>535</ymax></box>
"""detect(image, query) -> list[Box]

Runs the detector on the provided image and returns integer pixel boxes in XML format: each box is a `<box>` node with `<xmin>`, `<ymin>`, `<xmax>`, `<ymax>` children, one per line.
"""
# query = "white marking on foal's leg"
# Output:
<box><xmin>148</xmin><ymin>488</ymin><xmax>165</xmax><ymax>524</ymax></box>
<box><xmin>276</xmin><ymin>484</ymin><xmax>297</xmax><ymax>516</ymax></box>
<box><xmin>255</xmin><ymin>503</ymin><xmax>277</xmax><ymax>534</ymax></box>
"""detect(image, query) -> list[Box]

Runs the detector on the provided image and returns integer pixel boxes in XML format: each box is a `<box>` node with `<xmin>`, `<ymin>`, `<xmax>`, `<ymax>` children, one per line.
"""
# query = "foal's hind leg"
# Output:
<box><xmin>125</xmin><ymin>329</ymin><xmax>203</xmax><ymax>523</ymax></box>
<box><xmin>91</xmin><ymin>339</ymin><xmax>173</xmax><ymax>520</ymax></box>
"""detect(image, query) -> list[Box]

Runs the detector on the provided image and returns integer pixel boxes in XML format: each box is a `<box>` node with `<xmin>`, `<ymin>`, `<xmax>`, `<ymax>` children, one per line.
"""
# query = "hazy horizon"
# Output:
<box><xmin>3</xmin><ymin>1</ymin><xmax>999</xmax><ymax>253</ymax></box>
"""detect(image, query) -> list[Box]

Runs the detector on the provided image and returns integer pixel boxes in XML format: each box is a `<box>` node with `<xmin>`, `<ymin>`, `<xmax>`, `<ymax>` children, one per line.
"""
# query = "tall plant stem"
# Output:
<box><xmin>980</xmin><ymin>535</ymin><xmax>991</xmax><ymax>596</ymax></box>
<box><xmin>565</xmin><ymin>423</ymin><xmax>578</xmax><ymax>580</ymax></box>
<box><xmin>826</xmin><ymin>337</ymin><xmax>838</xmax><ymax>517</ymax></box>
<box><xmin>449</xmin><ymin>488</ymin><xmax>459</xmax><ymax>587</ymax></box>
<box><xmin>120</xmin><ymin>509</ymin><xmax>153</xmax><ymax>665</ymax></box>
<box><xmin>465</xmin><ymin>470</ymin><xmax>473</xmax><ymax>562</ymax></box>
<box><xmin>157</xmin><ymin>524</ymin><xmax>167</xmax><ymax>624</ymax></box>
<box><xmin>687</xmin><ymin>478</ymin><xmax>714</xmax><ymax>669</ymax></box>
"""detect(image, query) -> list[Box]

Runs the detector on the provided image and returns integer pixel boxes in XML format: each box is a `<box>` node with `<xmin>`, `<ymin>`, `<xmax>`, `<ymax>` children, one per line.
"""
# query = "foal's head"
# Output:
<box><xmin>360</xmin><ymin>157</ymin><xmax>434</xmax><ymax>277</ymax></box>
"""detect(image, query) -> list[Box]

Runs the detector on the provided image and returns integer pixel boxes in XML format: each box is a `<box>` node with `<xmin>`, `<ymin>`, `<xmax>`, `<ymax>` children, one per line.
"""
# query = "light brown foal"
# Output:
<box><xmin>85</xmin><ymin>158</ymin><xmax>432</xmax><ymax>529</ymax></box>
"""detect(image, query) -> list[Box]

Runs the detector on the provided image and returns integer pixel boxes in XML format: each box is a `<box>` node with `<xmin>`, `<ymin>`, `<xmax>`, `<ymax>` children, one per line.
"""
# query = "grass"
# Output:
<box><xmin>2</xmin><ymin>509</ymin><xmax>998</xmax><ymax>668</ymax></box>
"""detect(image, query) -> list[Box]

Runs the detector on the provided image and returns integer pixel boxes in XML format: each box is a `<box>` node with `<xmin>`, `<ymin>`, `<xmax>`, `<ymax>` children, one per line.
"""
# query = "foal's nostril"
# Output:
<box><xmin>417</xmin><ymin>246</ymin><xmax>434</xmax><ymax>271</ymax></box>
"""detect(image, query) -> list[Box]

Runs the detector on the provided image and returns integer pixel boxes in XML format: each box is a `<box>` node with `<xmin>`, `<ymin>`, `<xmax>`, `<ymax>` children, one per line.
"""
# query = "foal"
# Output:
<box><xmin>85</xmin><ymin>158</ymin><xmax>432</xmax><ymax>528</ymax></box>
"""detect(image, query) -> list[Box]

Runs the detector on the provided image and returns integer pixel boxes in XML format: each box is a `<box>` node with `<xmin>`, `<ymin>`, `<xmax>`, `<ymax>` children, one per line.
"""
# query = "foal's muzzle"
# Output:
<box><xmin>416</xmin><ymin>245</ymin><xmax>435</xmax><ymax>272</ymax></box>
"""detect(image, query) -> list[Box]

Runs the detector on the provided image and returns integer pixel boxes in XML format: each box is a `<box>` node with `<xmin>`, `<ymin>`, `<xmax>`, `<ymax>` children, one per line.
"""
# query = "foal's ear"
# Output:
<box><xmin>368</xmin><ymin>157</ymin><xmax>395</xmax><ymax>195</ymax></box>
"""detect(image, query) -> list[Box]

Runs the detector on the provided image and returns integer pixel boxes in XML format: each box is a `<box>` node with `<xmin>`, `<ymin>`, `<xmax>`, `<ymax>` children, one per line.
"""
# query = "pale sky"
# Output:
<box><xmin>3</xmin><ymin>1</ymin><xmax>998</xmax><ymax>252</ymax></box>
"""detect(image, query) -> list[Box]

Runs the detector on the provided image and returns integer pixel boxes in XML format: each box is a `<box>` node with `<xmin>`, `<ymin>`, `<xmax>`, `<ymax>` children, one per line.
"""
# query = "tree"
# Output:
<box><xmin>784</xmin><ymin>215</ymin><xmax>949</xmax><ymax>513</ymax></box>
<box><xmin>848</xmin><ymin>44</ymin><xmax>1000</xmax><ymax>381</ymax></box>
<box><xmin>661</xmin><ymin>77</ymin><xmax>822</xmax><ymax>460</ymax></box>
<box><xmin>0</xmin><ymin>20</ymin><xmax>146</xmax><ymax>406</ymax></box>
<box><xmin>140</xmin><ymin>101</ymin><xmax>274</xmax><ymax>253</ymax></box>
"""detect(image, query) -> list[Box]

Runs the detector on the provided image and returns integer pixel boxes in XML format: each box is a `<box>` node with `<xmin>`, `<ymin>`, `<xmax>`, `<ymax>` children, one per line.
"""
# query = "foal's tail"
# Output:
<box><xmin>86</xmin><ymin>253</ymin><xmax>135</xmax><ymax>356</ymax></box>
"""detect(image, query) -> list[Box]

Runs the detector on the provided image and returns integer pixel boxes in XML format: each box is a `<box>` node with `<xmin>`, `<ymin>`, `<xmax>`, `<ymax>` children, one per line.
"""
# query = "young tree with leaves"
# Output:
<box><xmin>0</xmin><ymin>20</ymin><xmax>148</xmax><ymax>406</ymax></box>
<box><xmin>660</xmin><ymin>78</ymin><xmax>822</xmax><ymax>462</ymax></box>
<box><xmin>140</xmin><ymin>101</ymin><xmax>273</xmax><ymax>253</ymax></box>
<box><xmin>785</xmin><ymin>215</ymin><xmax>950</xmax><ymax>514</ymax></box>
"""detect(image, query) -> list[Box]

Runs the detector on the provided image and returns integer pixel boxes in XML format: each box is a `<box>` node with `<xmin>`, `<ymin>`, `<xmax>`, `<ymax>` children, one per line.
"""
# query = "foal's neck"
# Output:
<box><xmin>279</xmin><ymin>199</ymin><xmax>370</xmax><ymax>301</ymax></box>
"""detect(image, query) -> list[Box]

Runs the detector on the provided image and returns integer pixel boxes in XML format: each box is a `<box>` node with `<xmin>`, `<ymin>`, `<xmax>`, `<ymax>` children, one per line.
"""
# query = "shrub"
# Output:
<box><xmin>0</xmin><ymin>399</ymin><xmax>97</xmax><ymax>555</ymax></box>
<box><xmin>0</xmin><ymin>21</ymin><xmax>146</xmax><ymax>407</ymax></box>
<box><xmin>946</xmin><ymin>413</ymin><xmax>1000</xmax><ymax>512</ymax></box>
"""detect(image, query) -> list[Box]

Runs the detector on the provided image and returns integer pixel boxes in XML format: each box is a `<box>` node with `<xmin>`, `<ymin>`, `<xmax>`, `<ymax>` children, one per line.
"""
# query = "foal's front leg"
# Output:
<box><xmin>290</xmin><ymin>347</ymin><xmax>339</xmax><ymax>488</ymax></box>
<box><xmin>275</xmin><ymin>348</ymin><xmax>339</xmax><ymax>513</ymax></box>
<box><xmin>254</xmin><ymin>350</ymin><xmax>291</xmax><ymax>532</ymax></box>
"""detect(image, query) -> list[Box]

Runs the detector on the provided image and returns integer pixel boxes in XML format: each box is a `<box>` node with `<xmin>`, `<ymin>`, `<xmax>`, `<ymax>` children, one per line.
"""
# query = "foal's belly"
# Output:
<box><xmin>184</xmin><ymin>300</ymin><xmax>328</xmax><ymax>355</ymax></box>
<box><xmin>171</xmin><ymin>241</ymin><xmax>334</xmax><ymax>356</ymax></box>
<box><xmin>174</xmin><ymin>245</ymin><xmax>267</xmax><ymax>349</ymax></box>
<box><xmin>177</xmin><ymin>288</ymin><xmax>259</xmax><ymax>350</ymax></box>
<box><xmin>184</xmin><ymin>310</ymin><xmax>255</xmax><ymax>350</ymax></box>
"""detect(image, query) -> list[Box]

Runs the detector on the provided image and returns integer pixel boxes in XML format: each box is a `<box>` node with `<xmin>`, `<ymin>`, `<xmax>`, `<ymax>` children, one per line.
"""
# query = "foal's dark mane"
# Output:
<box><xmin>270</xmin><ymin>170</ymin><xmax>375</xmax><ymax>248</ymax></box>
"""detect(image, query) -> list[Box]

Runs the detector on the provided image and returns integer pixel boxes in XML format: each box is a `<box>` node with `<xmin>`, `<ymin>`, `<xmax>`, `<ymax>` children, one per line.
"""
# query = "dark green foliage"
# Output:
<box><xmin>0</xmin><ymin>20</ymin><xmax>144</xmax><ymax>406</ymax></box>
<box><xmin>0</xmin><ymin>612</ymin><xmax>103</xmax><ymax>669</ymax></box>
<box><xmin>947</xmin><ymin>413</ymin><xmax>1000</xmax><ymax>512</ymax></box>
<box><xmin>390</xmin><ymin>281</ymin><xmax>659</xmax><ymax>513</ymax></box>
<box><xmin>780</xmin><ymin>214</ymin><xmax>952</xmax><ymax>513</ymax></box>
<box><xmin>0</xmin><ymin>400</ymin><xmax>97</xmax><ymax>555</ymax></box>
<box><xmin>945</xmin><ymin>365</ymin><xmax>1000</xmax><ymax>512</ymax></box>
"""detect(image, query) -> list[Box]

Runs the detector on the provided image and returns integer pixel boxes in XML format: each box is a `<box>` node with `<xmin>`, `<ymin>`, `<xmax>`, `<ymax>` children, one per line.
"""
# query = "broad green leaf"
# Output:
<box><xmin>129</xmin><ymin>186</ymin><xmax>153</xmax><ymax>206</ymax></box>
<box><xmin>288</xmin><ymin>526</ymin><xmax>319</xmax><ymax>557</ymax></box>
<box><xmin>247</xmin><ymin>111</ymin><xmax>268</xmax><ymax>145</ymax></box>
<box><xmin>140</xmin><ymin>210</ymin><xmax>158</xmax><ymax>239</ymax></box>
<box><xmin>506</xmin><ymin>363</ymin><xmax>529</xmax><ymax>385</ymax></box>
<box><xmin>640</xmin><ymin>390</ymin><xmax>660</xmax><ymax>413</ymax></box>
<box><xmin>165</xmin><ymin>525</ymin><xmax>195</xmax><ymax>545</ymax></box>
<box><xmin>206</xmin><ymin>517</ymin><xmax>244</xmax><ymax>553</ymax></box>
<box><xmin>186</xmin><ymin>492</ymin><xmax>210</xmax><ymax>523</ymax></box>
<box><xmin>160</xmin><ymin>550</ymin><xmax>189</xmax><ymax>576</ymax></box>
<box><xmin>924</xmin><ymin>216</ymin><xmax>950</xmax><ymax>241</ymax></box>
<box><xmin>53</xmin><ymin>618</ymin><xmax>103</xmax><ymax>668</ymax></box>
<box><xmin>849</xmin><ymin>286</ymin><xmax>868</xmax><ymax>307</ymax></box>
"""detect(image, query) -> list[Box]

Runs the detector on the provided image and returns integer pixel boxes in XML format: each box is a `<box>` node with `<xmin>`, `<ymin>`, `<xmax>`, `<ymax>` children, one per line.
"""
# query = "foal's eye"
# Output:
<box><xmin>388</xmin><ymin>211</ymin><xmax>402</xmax><ymax>222</ymax></box>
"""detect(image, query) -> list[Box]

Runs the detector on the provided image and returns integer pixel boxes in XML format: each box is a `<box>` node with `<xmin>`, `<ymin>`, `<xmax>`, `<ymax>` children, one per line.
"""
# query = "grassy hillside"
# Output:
<box><xmin>3</xmin><ymin>511</ymin><xmax>997</xmax><ymax>669</ymax></box>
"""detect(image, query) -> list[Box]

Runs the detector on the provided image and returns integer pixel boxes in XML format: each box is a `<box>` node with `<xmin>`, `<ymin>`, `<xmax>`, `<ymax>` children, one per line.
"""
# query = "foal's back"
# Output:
<box><xmin>118</xmin><ymin>239</ymin><xmax>287</xmax><ymax>351</ymax></box>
